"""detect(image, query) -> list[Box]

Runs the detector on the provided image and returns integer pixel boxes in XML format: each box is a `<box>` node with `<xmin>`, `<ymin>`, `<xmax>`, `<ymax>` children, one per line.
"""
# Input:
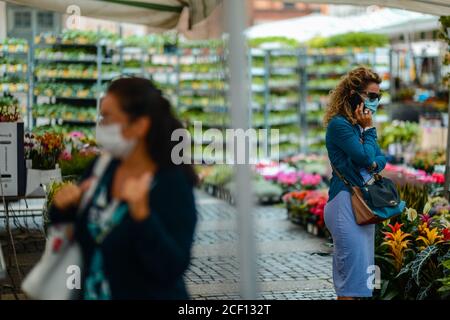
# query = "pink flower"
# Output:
<box><xmin>277</xmin><ymin>172</ymin><xmax>298</xmax><ymax>185</ymax></box>
<box><xmin>420</xmin><ymin>214</ymin><xmax>432</xmax><ymax>227</ymax></box>
<box><xmin>59</xmin><ymin>150</ymin><xmax>72</xmax><ymax>161</ymax></box>
<box><xmin>69</xmin><ymin>131</ymin><xmax>85</xmax><ymax>139</ymax></box>
<box><xmin>432</xmin><ymin>173</ymin><xmax>445</xmax><ymax>184</ymax></box>
<box><xmin>301</xmin><ymin>173</ymin><xmax>322</xmax><ymax>187</ymax></box>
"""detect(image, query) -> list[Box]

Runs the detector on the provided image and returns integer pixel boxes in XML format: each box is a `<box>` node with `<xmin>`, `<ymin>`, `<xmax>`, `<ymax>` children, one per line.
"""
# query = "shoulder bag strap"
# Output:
<box><xmin>330</xmin><ymin>162</ymin><xmax>355</xmax><ymax>194</ymax></box>
<box><xmin>78</xmin><ymin>153</ymin><xmax>113</xmax><ymax>214</ymax></box>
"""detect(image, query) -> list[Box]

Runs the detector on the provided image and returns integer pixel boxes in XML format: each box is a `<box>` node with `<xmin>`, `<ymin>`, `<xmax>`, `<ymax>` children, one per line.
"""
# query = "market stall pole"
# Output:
<box><xmin>445</xmin><ymin>27</ymin><xmax>450</xmax><ymax>200</ymax></box>
<box><xmin>224</xmin><ymin>0</ymin><xmax>258</xmax><ymax>299</ymax></box>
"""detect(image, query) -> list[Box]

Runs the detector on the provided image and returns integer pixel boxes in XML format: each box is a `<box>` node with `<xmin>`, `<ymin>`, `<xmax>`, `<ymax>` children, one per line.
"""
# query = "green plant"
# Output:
<box><xmin>397</xmin><ymin>184</ymin><xmax>430</xmax><ymax>212</ymax></box>
<box><xmin>411</xmin><ymin>150</ymin><xmax>446</xmax><ymax>174</ymax></box>
<box><xmin>375</xmin><ymin>199</ymin><xmax>450</xmax><ymax>300</ymax></box>
<box><xmin>249</xmin><ymin>37</ymin><xmax>299</xmax><ymax>48</ymax></box>
<box><xmin>308</xmin><ymin>32</ymin><xmax>388</xmax><ymax>48</ymax></box>
<box><xmin>393</xmin><ymin>88</ymin><xmax>415</xmax><ymax>102</ymax></box>
<box><xmin>0</xmin><ymin>95</ymin><xmax>20</xmax><ymax>122</ymax></box>
<box><xmin>24</xmin><ymin>132</ymin><xmax>64</xmax><ymax>170</ymax></box>
<box><xmin>203</xmin><ymin>165</ymin><xmax>234</xmax><ymax>186</ymax></box>
<box><xmin>437</xmin><ymin>259</ymin><xmax>450</xmax><ymax>299</ymax></box>
<box><xmin>379</xmin><ymin>121</ymin><xmax>419</xmax><ymax>150</ymax></box>
<box><xmin>59</xmin><ymin>151</ymin><xmax>97</xmax><ymax>179</ymax></box>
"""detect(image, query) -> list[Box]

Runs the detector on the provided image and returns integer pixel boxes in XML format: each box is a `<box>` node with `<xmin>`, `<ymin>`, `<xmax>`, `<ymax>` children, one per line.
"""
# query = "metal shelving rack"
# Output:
<box><xmin>31</xmin><ymin>32</ymin><xmax>118</xmax><ymax>131</ymax></box>
<box><xmin>0</xmin><ymin>40</ymin><xmax>32</xmax><ymax>129</ymax></box>
<box><xmin>176</xmin><ymin>44</ymin><xmax>228</xmax><ymax>164</ymax></box>
<box><xmin>249</xmin><ymin>47</ymin><xmax>306</xmax><ymax>160</ymax></box>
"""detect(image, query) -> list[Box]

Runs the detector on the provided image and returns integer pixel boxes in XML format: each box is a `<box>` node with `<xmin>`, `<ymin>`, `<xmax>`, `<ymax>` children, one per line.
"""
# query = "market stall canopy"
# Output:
<box><xmin>247</xmin><ymin>8</ymin><xmax>441</xmax><ymax>42</ymax></box>
<box><xmin>4</xmin><ymin>0</ymin><xmax>222</xmax><ymax>30</ymax></box>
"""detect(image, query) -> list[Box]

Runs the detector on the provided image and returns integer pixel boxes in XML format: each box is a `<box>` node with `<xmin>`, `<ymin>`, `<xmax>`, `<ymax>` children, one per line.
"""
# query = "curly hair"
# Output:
<box><xmin>323</xmin><ymin>66</ymin><xmax>382</xmax><ymax>126</ymax></box>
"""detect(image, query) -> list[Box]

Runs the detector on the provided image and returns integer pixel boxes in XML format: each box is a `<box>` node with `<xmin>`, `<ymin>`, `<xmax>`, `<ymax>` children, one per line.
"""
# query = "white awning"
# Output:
<box><xmin>4</xmin><ymin>0</ymin><xmax>222</xmax><ymax>30</ymax></box>
<box><xmin>247</xmin><ymin>8</ymin><xmax>441</xmax><ymax>42</ymax></box>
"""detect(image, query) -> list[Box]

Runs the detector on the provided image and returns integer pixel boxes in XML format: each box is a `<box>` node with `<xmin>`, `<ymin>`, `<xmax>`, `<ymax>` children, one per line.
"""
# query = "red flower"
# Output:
<box><xmin>442</xmin><ymin>228</ymin><xmax>450</xmax><ymax>241</ymax></box>
<box><xmin>432</xmin><ymin>173</ymin><xmax>445</xmax><ymax>184</ymax></box>
<box><xmin>388</xmin><ymin>222</ymin><xmax>404</xmax><ymax>233</ymax></box>
<box><xmin>383</xmin><ymin>223</ymin><xmax>404</xmax><ymax>240</ymax></box>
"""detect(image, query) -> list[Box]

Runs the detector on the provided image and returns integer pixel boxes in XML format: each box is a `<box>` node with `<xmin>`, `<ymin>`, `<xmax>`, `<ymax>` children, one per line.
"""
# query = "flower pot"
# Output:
<box><xmin>26</xmin><ymin>167</ymin><xmax>62</xmax><ymax>196</ymax></box>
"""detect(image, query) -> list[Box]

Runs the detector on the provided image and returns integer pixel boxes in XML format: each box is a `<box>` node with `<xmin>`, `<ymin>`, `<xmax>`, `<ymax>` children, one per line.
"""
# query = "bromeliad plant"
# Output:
<box><xmin>381</xmin><ymin>223</ymin><xmax>412</xmax><ymax>272</ymax></box>
<box><xmin>375</xmin><ymin>197</ymin><xmax>450</xmax><ymax>300</ymax></box>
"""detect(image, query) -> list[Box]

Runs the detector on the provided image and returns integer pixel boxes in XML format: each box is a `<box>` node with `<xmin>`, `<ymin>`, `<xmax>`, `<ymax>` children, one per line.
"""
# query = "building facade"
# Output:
<box><xmin>248</xmin><ymin>0</ymin><xmax>327</xmax><ymax>25</ymax></box>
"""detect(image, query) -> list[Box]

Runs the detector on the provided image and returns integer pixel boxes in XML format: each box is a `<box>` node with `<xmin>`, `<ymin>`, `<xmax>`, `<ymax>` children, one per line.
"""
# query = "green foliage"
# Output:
<box><xmin>379</xmin><ymin>121</ymin><xmax>419</xmax><ymax>150</ymax></box>
<box><xmin>437</xmin><ymin>258</ymin><xmax>450</xmax><ymax>299</ymax></box>
<box><xmin>439</xmin><ymin>16</ymin><xmax>450</xmax><ymax>43</ymax></box>
<box><xmin>59</xmin><ymin>152</ymin><xmax>97</xmax><ymax>180</ymax></box>
<box><xmin>249</xmin><ymin>37</ymin><xmax>299</xmax><ymax>48</ymax></box>
<box><xmin>411</xmin><ymin>150</ymin><xmax>446</xmax><ymax>174</ymax></box>
<box><xmin>203</xmin><ymin>165</ymin><xmax>234</xmax><ymax>186</ymax></box>
<box><xmin>33</xmin><ymin>104</ymin><xmax>97</xmax><ymax>122</ymax></box>
<box><xmin>1</xmin><ymin>38</ymin><xmax>28</xmax><ymax>46</ymax></box>
<box><xmin>252</xmin><ymin>176</ymin><xmax>283</xmax><ymax>199</ymax></box>
<box><xmin>0</xmin><ymin>95</ymin><xmax>20</xmax><ymax>122</ymax></box>
<box><xmin>397</xmin><ymin>184</ymin><xmax>430</xmax><ymax>212</ymax></box>
<box><xmin>308</xmin><ymin>32</ymin><xmax>388</xmax><ymax>48</ymax></box>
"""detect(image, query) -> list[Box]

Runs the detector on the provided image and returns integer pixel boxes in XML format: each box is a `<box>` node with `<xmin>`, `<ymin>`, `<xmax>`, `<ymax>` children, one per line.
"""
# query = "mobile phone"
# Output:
<box><xmin>349</xmin><ymin>93</ymin><xmax>363</xmax><ymax>111</ymax></box>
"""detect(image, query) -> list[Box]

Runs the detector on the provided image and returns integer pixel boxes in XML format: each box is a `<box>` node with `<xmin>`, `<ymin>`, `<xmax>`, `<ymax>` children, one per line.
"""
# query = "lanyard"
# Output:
<box><xmin>88</xmin><ymin>169</ymin><xmax>128</xmax><ymax>245</ymax></box>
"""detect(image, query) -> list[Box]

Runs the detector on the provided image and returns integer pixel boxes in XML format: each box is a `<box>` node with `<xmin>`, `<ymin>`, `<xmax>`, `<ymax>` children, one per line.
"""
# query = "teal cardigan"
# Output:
<box><xmin>49</xmin><ymin>159</ymin><xmax>197</xmax><ymax>300</ymax></box>
<box><xmin>326</xmin><ymin>115</ymin><xmax>387</xmax><ymax>202</ymax></box>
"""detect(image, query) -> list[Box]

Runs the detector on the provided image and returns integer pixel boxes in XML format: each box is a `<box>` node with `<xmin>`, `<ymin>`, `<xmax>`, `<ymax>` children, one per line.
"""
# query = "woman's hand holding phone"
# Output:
<box><xmin>355</xmin><ymin>103</ymin><xmax>373</xmax><ymax>129</ymax></box>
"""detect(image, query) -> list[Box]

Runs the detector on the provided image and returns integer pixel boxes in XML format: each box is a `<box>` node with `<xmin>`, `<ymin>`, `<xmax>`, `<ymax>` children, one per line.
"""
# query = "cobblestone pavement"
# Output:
<box><xmin>187</xmin><ymin>191</ymin><xmax>336</xmax><ymax>300</ymax></box>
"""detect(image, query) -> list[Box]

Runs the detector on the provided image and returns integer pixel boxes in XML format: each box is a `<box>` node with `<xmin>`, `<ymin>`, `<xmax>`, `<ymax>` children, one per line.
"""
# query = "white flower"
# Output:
<box><xmin>405</xmin><ymin>208</ymin><xmax>418</xmax><ymax>222</ymax></box>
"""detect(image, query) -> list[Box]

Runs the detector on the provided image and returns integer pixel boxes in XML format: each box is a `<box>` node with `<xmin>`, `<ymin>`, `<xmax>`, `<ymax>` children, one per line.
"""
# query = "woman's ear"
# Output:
<box><xmin>130</xmin><ymin>116</ymin><xmax>152</xmax><ymax>139</ymax></box>
<box><xmin>139</xmin><ymin>117</ymin><xmax>152</xmax><ymax>138</ymax></box>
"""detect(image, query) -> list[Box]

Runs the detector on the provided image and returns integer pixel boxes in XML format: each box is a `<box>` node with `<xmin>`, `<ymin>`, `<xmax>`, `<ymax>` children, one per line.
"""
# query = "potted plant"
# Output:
<box><xmin>24</xmin><ymin>132</ymin><xmax>64</xmax><ymax>195</ymax></box>
<box><xmin>0</xmin><ymin>95</ymin><xmax>26</xmax><ymax>196</ymax></box>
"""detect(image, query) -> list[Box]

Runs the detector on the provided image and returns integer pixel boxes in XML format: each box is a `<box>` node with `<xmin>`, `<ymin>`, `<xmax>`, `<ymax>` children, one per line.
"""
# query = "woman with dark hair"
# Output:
<box><xmin>323</xmin><ymin>67</ymin><xmax>386</xmax><ymax>300</ymax></box>
<box><xmin>49</xmin><ymin>77</ymin><xmax>197</xmax><ymax>300</ymax></box>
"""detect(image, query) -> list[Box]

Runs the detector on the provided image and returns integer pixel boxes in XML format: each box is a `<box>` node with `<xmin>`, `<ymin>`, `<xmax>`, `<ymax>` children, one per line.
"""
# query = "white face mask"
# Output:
<box><xmin>95</xmin><ymin>123</ymin><xmax>137</xmax><ymax>159</ymax></box>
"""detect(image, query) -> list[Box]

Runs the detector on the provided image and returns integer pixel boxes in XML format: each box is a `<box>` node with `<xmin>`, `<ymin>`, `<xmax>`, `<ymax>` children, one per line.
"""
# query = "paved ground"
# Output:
<box><xmin>186</xmin><ymin>191</ymin><xmax>336</xmax><ymax>300</ymax></box>
<box><xmin>0</xmin><ymin>192</ymin><xmax>336</xmax><ymax>300</ymax></box>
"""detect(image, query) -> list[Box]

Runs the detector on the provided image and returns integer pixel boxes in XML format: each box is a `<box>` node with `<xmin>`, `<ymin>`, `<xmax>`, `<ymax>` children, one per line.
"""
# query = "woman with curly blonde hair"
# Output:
<box><xmin>323</xmin><ymin>66</ymin><xmax>386</xmax><ymax>300</ymax></box>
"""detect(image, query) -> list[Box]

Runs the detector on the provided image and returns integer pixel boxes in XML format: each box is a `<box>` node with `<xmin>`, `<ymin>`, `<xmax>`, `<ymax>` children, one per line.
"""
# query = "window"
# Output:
<box><xmin>14</xmin><ymin>11</ymin><xmax>31</xmax><ymax>28</ymax></box>
<box><xmin>283</xmin><ymin>2</ymin><xmax>296</xmax><ymax>10</ymax></box>
<box><xmin>38</xmin><ymin>12</ymin><xmax>54</xmax><ymax>28</ymax></box>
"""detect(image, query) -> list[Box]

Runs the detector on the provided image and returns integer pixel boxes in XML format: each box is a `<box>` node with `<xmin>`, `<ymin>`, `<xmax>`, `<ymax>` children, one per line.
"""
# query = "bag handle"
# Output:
<box><xmin>78</xmin><ymin>153</ymin><xmax>112</xmax><ymax>214</ymax></box>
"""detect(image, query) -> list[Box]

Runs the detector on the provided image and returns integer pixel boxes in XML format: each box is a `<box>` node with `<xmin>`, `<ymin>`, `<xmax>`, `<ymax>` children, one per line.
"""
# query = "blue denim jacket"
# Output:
<box><xmin>326</xmin><ymin>115</ymin><xmax>387</xmax><ymax>202</ymax></box>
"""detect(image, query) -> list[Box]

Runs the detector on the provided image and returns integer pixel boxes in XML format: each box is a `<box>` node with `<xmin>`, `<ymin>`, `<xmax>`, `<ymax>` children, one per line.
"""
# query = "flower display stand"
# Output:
<box><xmin>26</xmin><ymin>167</ymin><xmax>62</xmax><ymax>196</ymax></box>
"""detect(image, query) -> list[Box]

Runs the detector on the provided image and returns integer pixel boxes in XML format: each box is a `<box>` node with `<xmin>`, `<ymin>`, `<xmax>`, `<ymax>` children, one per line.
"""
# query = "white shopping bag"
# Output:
<box><xmin>21</xmin><ymin>154</ymin><xmax>112</xmax><ymax>300</ymax></box>
<box><xmin>21</xmin><ymin>225</ymin><xmax>82</xmax><ymax>300</ymax></box>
